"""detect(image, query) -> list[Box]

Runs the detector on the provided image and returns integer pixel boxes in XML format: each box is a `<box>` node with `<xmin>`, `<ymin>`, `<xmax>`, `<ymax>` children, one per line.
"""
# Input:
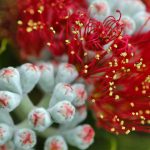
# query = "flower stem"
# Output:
<box><xmin>110</xmin><ymin>137</ymin><xmax>117</xmax><ymax>150</ymax></box>
<box><xmin>13</xmin><ymin>95</ymin><xmax>34</xmax><ymax>120</ymax></box>
<box><xmin>37</xmin><ymin>94</ymin><xmax>51</xmax><ymax>108</ymax></box>
<box><xmin>37</xmin><ymin>127</ymin><xmax>59</xmax><ymax>138</ymax></box>
<box><xmin>16</xmin><ymin>119</ymin><xmax>30</xmax><ymax>128</ymax></box>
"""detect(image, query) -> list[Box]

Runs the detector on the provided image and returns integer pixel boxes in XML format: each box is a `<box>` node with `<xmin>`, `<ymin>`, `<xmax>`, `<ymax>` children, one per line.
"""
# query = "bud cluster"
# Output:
<box><xmin>88</xmin><ymin>0</ymin><xmax>150</xmax><ymax>34</ymax></box>
<box><xmin>0</xmin><ymin>62</ymin><xmax>94</xmax><ymax>149</ymax></box>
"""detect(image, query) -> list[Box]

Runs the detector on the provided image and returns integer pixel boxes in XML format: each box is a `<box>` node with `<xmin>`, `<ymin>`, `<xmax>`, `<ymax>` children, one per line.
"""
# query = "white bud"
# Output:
<box><xmin>44</xmin><ymin>136</ymin><xmax>68</xmax><ymax>150</ymax></box>
<box><xmin>89</xmin><ymin>0</ymin><xmax>110</xmax><ymax>21</ymax></box>
<box><xmin>121</xmin><ymin>15</ymin><xmax>136</xmax><ymax>35</ymax></box>
<box><xmin>0</xmin><ymin>67</ymin><xmax>22</xmax><ymax>95</ymax></box>
<box><xmin>106</xmin><ymin>0</ymin><xmax>118</xmax><ymax>9</ymax></box>
<box><xmin>60</xmin><ymin>106</ymin><xmax>87</xmax><ymax>129</ymax></box>
<box><xmin>49</xmin><ymin>83</ymin><xmax>76</xmax><ymax>107</ymax></box>
<box><xmin>0</xmin><ymin>110</ymin><xmax>14</xmax><ymax>126</ymax></box>
<box><xmin>14</xmin><ymin>128</ymin><xmax>36</xmax><ymax>150</ymax></box>
<box><xmin>0</xmin><ymin>124</ymin><xmax>13</xmax><ymax>145</ymax></box>
<box><xmin>117</xmin><ymin>0</ymin><xmax>145</xmax><ymax>16</ymax></box>
<box><xmin>55</xmin><ymin>63</ymin><xmax>78</xmax><ymax>84</ymax></box>
<box><xmin>49</xmin><ymin>101</ymin><xmax>75</xmax><ymax>124</ymax></box>
<box><xmin>64</xmin><ymin>124</ymin><xmax>95</xmax><ymax>150</ymax></box>
<box><xmin>133</xmin><ymin>12</ymin><xmax>150</xmax><ymax>33</ymax></box>
<box><xmin>28</xmin><ymin>107</ymin><xmax>52</xmax><ymax>132</ymax></box>
<box><xmin>72</xmin><ymin>84</ymin><xmax>87</xmax><ymax>107</ymax></box>
<box><xmin>0</xmin><ymin>91</ymin><xmax>21</xmax><ymax>112</ymax></box>
<box><xmin>18</xmin><ymin>63</ymin><xmax>41</xmax><ymax>94</ymax></box>
<box><xmin>38</xmin><ymin>63</ymin><xmax>55</xmax><ymax>93</ymax></box>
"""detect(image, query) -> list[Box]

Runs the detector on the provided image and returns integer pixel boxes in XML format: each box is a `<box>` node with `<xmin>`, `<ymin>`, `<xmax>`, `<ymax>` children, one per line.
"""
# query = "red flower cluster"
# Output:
<box><xmin>17</xmin><ymin>1</ymin><xmax>150</xmax><ymax>135</ymax></box>
<box><xmin>65</xmin><ymin>10</ymin><xmax>150</xmax><ymax>134</ymax></box>
<box><xmin>66</xmin><ymin>10</ymin><xmax>125</xmax><ymax>79</ymax></box>
<box><xmin>90</xmin><ymin>58</ymin><xmax>150</xmax><ymax>134</ymax></box>
<box><xmin>17</xmin><ymin>0</ymin><xmax>87</xmax><ymax>59</ymax></box>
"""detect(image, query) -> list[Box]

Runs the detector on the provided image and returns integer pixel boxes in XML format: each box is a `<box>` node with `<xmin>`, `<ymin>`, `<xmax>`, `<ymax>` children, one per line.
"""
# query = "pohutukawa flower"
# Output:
<box><xmin>17</xmin><ymin>0</ymin><xmax>87</xmax><ymax>59</ymax></box>
<box><xmin>64</xmin><ymin>124</ymin><xmax>95</xmax><ymax>150</ymax></box>
<box><xmin>14</xmin><ymin>128</ymin><xmax>36</xmax><ymax>150</ymax></box>
<box><xmin>17</xmin><ymin>0</ymin><xmax>55</xmax><ymax>58</ymax></box>
<box><xmin>44</xmin><ymin>135</ymin><xmax>68</xmax><ymax>150</ymax></box>
<box><xmin>28</xmin><ymin>107</ymin><xmax>52</xmax><ymax>132</ymax></box>
<box><xmin>130</xmin><ymin>29</ymin><xmax>150</xmax><ymax>61</ymax></box>
<box><xmin>90</xmin><ymin>52</ymin><xmax>150</xmax><ymax>134</ymax></box>
<box><xmin>0</xmin><ymin>123</ymin><xmax>13</xmax><ymax>145</ymax></box>
<box><xmin>66</xmin><ymin>10</ymin><xmax>133</xmax><ymax>80</ymax></box>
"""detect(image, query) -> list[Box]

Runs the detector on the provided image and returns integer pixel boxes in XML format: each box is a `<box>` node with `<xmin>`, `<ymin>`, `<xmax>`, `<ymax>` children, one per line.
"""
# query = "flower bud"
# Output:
<box><xmin>0</xmin><ymin>110</ymin><xmax>14</xmax><ymax>126</ymax></box>
<box><xmin>61</xmin><ymin>106</ymin><xmax>87</xmax><ymax>129</ymax></box>
<box><xmin>14</xmin><ymin>128</ymin><xmax>36</xmax><ymax>150</ymax></box>
<box><xmin>55</xmin><ymin>63</ymin><xmax>78</xmax><ymax>84</ymax></box>
<box><xmin>133</xmin><ymin>12</ymin><xmax>150</xmax><ymax>32</ymax></box>
<box><xmin>72</xmin><ymin>84</ymin><xmax>87</xmax><ymax>107</ymax></box>
<box><xmin>18</xmin><ymin>63</ymin><xmax>41</xmax><ymax>94</ymax></box>
<box><xmin>50</xmin><ymin>83</ymin><xmax>76</xmax><ymax>107</ymax></box>
<box><xmin>0</xmin><ymin>141</ymin><xmax>15</xmax><ymax>150</ymax></box>
<box><xmin>38</xmin><ymin>63</ymin><xmax>55</xmax><ymax>93</ymax></box>
<box><xmin>64</xmin><ymin>124</ymin><xmax>95</xmax><ymax>150</ymax></box>
<box><xmin>0</xmin><ymin>124</ymin><xmax>13</xmax><ymax>145</ymax></box>
<box><xmin>49</xmin><ymin>101</ymin><xmax>75</xmax><ymax>124</ymax></box>
<box><xmin>121</xmin><ymin>16</ymin><xmax>136</xmax><ymax>35</ymax></box>
<box><xmin>0</xmin><ymin>91</ymin><xmax>21</xmax><ymax>112</ymax></box>
<box><xmin>118</xmin><ymin>0</ymin><xmax>145</xmax><ymax>16</ymax></box>
<box><xmin>106</xmin><ymin>0</ymin><xmax>117</xmax><ymax>9</ymax></box>
<box><xmin>89</xmin><ymin>0</ymin><xmax>110</xmax><ymax>21</ymax></box>
<box><xmin>0</xmin><ymin>67</ymin><xmax>22</xmax><ymax>94</ymax></box>
<box><xmin>28</xmin><ymin>107</ymin><xmax>52</xmax><ymax>132</ymax></box>
<box><xmin>44</xmin><ymin>136</ymin><xmax>68</xmax><ymax>150</ymax></box>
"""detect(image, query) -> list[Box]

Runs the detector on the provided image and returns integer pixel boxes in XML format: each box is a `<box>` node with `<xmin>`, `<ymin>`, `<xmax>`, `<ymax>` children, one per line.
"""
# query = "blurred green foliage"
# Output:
<box><xmin>0</xmin><ymin>38</ymin><xmax>8</xmax><ymax>54</ymax></box>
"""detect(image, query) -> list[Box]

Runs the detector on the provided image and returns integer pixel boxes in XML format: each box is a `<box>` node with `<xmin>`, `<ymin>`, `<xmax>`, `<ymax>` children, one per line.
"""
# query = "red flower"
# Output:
<box><xmin>89</xmin><ymin>42</ymin><xmax>150</xmax><ymax>134</ymax></box>
<box><xmin>17</xmin><ymin>0</ymin><xmax>54</xmax><ymax>59</ymax></box>
<box><xmin>17</xmin><ymin>0</ymin><xmax>87</xmax><ymax>59</ymax></box>
<box><xmin>130</xmin><ymin>31</ymin><xmax>150</xmax><ymax>62</ymax></box>
<box><xmin>65</xmin><ymin>10</ymin><xmax>150</xmax><ymax>134</ymax></box>
<box><xmin>66</xmin><ymin>10</ymin><xmax>131</xmax><ymax>80</ymax></box>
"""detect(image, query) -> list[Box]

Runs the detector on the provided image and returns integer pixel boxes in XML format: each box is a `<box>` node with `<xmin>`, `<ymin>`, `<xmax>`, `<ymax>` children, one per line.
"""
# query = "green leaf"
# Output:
<box><xmin>0</xmin><ymin>38</ymin><xmax>8</xmax><ymax>55</ymax></box>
